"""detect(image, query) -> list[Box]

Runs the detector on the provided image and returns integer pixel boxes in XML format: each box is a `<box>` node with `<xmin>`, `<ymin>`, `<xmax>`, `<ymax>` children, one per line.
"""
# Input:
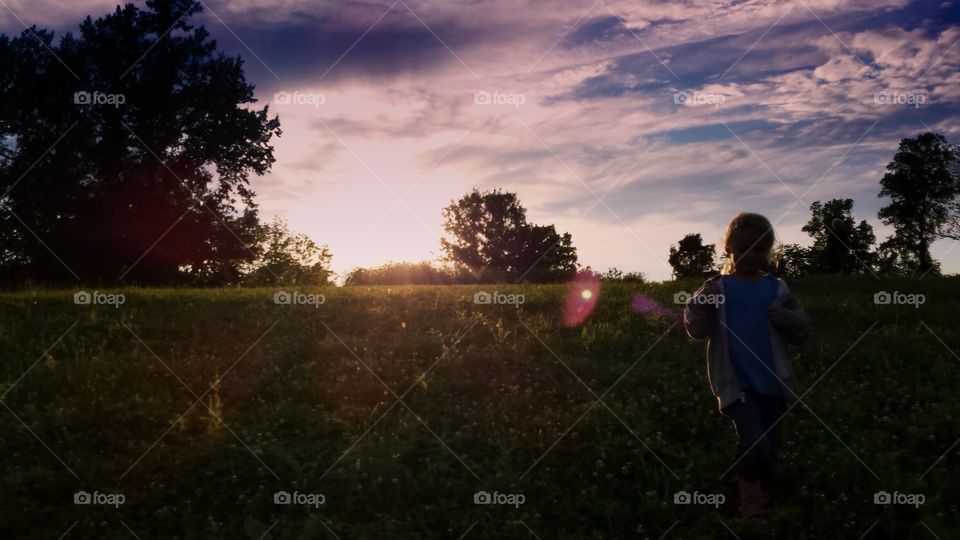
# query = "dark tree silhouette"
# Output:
<box><xmin>875</xmin><ymin>237</ymin><xmax>913</xmax><ymax>276</ymax></box>
<box><xmin>878</xmin><ymin>132</ymin><xmax>958</xmax><ymax>274</ymax></box>
<box><xmin>601</xmin><ymin>267</ymin><xmax>645</xmax><ymax>282</ymax></box>
<box><xmin>941</xmin><ymin>144</ymin><xmax>960</xmax><ymax>241</ymax></box>
<box><xmin>441</xmin><ymin>188</ymin><xmax>577</xmax><ymax>282</ymax></box>
<box><xmin>243</xmin><ymin>217</ymin><xmax>332</xmax><ymax>286</ymax></box>
<box><xmin>801</xmin><ymin>199</ymin><xmax>877</xmax><ymax>274</ymax></box>
<box><xmin>344</xmin><ymin>261</ymin><xmax>456</xmax><ymax>286</ymax></box>
<box><xmin>668</xmin><ymin>233</ymin><xmax>716</xmax><ymax>278</ymax></box>
<box><xmin>773</xmin><ymin>243</ymin><xmax>811</xmax><ymax>277</ymax></box>
<box><xmin>0</xmin><ymin>0</ymin><xmax>281</xmax><ymax>285</ymax></box>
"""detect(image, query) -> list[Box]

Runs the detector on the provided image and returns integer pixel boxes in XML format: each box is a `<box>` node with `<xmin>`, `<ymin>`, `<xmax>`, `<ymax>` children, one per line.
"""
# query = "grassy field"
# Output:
<box><xmin>1</xmin><ymin>277</ymin><xmax>958</xmax><ymax>539</ymax></box>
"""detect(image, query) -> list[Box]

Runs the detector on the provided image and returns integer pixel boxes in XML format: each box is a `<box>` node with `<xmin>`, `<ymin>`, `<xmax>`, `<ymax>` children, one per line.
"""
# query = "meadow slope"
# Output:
<box><xmin>0</xmin><ymin>277</ymin><xmax>958</xmax><ymax>539</ymax></box>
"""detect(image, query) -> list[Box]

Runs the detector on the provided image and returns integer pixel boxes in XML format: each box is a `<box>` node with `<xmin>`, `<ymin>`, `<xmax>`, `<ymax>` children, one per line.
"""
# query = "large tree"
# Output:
<box><xmin>441</xmin><ymin>189</ymin><xmax>577</xmax><ymax>282</ymax></box>
<box><xmin>668</xmin><ymin>233</ymin><xmax>716</xmax><ymax>278</ymax></box>
<box><xmin>0</xmin><ymin>0</ymin><xmax>281</xmax><ymax>285</ymax></box>
<box><xmin>878</xmin><ymin>132</ymin><xmax>958</xmax><ymax>274</ymax></box>
<box><xmin>801</xmin><ymin>199</ymin><xmax>877</xmax><ymax>274</ymax></box>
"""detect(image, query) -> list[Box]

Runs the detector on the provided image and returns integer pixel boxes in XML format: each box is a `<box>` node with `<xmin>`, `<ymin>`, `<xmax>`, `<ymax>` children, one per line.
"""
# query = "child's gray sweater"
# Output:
<box><xmin>683</xmin><ymin>275</ymin><xmax>810</xmax><ymax>411</ymax></box>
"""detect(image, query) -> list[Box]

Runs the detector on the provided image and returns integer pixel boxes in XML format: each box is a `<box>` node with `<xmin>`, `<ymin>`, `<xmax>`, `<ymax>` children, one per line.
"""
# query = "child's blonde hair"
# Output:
<box><xmin>722</xmin><ymin>212</ymin><xmax>775</xmax><ymax>275</ymax></box>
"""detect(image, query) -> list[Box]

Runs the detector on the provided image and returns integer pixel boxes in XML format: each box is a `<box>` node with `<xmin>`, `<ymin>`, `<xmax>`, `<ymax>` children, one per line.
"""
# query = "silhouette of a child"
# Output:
<box><xmin>683</xmin><ymin>212</ymin><xmax>810</xmax><ymax>518</ymax></box>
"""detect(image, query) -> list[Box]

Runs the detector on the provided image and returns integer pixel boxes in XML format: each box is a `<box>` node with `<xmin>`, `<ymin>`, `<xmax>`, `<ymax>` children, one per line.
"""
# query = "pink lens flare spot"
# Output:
<box><xmin>563</xmin><ymin>271</ymin><xmax>601</xmax><ymax>327</ymax></box>
<box><xmin>631</xmin><ymin>293</ymin><xmax>681</xmax><ymax>321</ymax></box>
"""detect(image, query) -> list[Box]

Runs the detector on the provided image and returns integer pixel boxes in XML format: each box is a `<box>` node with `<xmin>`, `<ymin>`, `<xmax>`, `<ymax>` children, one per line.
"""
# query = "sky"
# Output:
<box><xmin>3</xmin><ymin>0</ymin><xmax>959</xmax><ymax>280</ymax></box>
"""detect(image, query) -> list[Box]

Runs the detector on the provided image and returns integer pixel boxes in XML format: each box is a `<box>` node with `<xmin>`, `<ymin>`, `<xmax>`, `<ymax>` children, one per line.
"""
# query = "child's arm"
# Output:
<box><xmin>683</xmin><ymin>279</ymin><xmax>721</xmax><ymax>339</ymax></box>
<box><xmin>768</xmin><ymin>288</ymin><xmax>810</xmax><ymax>345</ymax></box>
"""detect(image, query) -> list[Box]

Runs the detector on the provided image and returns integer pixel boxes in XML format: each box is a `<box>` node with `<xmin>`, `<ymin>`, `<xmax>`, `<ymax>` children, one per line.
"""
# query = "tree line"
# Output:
<box><xmin>0</xmin><ymin>0</ymin><xmax>578</xmax><ymax>288</ymax></box>
<box><xmin>668</xmin><ymin>132</ymin><xmax>960</xmax><ymax>279</ymax></box>
<box><xmin>0</xmin><ymin>1</ymin><xmax>956</xmax><ymax>287</ymax></box>
<box><xmin>355</xmin><ymin>132</ymin><xmax>960</xmax><ymax>285</ymax></box>
<box><xmin>346</xmin><ymin>188</ymin><xmax>579</xmax><ymax>285</ymax></box>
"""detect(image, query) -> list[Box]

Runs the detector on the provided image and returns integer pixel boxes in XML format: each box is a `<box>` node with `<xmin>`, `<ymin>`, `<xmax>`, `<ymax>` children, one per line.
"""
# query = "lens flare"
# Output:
<box><xmin>563</xmin><ymin>271</ymin><xmax>600</xmax><ymax>327</ymax></box>
<box><xmin>631</xmin><ymin>293</ymin><xmax>681</xmax><ymax>321</ymax></box>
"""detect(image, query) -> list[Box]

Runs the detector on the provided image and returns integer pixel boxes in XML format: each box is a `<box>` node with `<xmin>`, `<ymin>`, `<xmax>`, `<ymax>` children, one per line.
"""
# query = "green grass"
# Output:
<box><xmin>1</xmin><ymin>277</ymin><xmax>958</xmax><ymax>539</ymax></box>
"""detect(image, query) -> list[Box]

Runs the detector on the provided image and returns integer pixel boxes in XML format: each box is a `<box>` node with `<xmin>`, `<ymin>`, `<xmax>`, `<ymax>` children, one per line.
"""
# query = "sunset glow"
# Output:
<box><xmin>2</xmin><ymin>0</ymin><xmax>958</xmax><ymax>280</ymax></box>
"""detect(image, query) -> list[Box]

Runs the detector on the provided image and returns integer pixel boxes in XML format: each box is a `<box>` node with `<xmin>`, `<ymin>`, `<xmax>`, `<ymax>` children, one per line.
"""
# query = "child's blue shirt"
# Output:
<box><xmin>721</xmin><ymin>274</ymin><xmax>781</xmax><ymax>395</ymax></box>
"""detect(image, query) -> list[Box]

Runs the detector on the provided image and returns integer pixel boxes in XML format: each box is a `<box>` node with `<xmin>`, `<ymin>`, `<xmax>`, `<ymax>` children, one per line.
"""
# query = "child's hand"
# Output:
<box><xmin>768</xmin><ymin>307</ymin><xmax>788</xmax><ymax>327</ymax></box>
<box><xmin>769</xmin><ymin>305</ymin><xmax>810</xmax><ymax>344</ymax></box>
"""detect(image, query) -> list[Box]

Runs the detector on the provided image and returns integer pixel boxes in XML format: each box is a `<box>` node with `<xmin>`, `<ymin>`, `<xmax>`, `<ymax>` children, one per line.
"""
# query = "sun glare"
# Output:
<box><xmin>563</xmin><ymin>271</ymin><xmax>601</xmax><ymax>327</ymax></box>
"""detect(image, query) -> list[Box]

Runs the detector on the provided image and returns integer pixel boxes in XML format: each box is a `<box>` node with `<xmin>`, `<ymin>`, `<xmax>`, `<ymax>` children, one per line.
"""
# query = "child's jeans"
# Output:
<box><xmin>723</xmin><ymin>391</ymin><xmax>787</xmax><ymax>482</ymax></box>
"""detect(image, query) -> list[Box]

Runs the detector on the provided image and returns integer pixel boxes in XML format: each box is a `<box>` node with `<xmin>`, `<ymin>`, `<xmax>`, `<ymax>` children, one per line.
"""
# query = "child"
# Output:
<box><xmin>683</xmin><ymin>212</ymin><xmax>809</xmax><ymax>518</ymax></box>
